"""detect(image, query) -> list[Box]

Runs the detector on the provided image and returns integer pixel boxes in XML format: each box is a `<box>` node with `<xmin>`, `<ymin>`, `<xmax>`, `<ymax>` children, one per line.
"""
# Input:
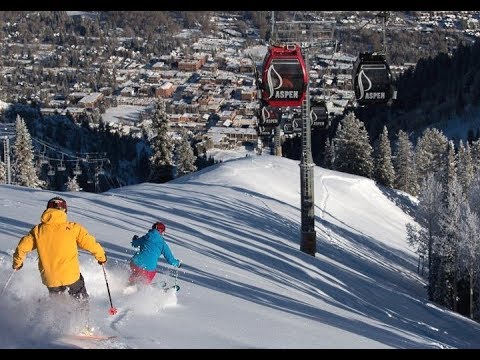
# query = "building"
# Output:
<box><xmin>178</xmin><ymin>59</ymin><xmax>203</xmax><ymax>72</ymax></box>
<box><xmin>207</xmin><ymin>126</ymin><xmax>258</xmax><ymax>147</ymax></box>
<box><xmin>78</xmin><ymin>92</ymin><xmax>104</xmax><ymax>109</ymax></box>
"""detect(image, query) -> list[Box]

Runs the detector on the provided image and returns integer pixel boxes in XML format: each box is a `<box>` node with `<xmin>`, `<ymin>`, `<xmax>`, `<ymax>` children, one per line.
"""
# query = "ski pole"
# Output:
<box><xmin>173</xmin><ymin>264</ymin><xmax>180</xmax><ymax>291</ymax></box>
<box><xmin>101</xmin><ymin>264</ymin><xmax>118</xmax><ymax>315</ymax></box>
<box><xmin>1</xmin><ymin>269</ymin><xmax>16</xmax><ymax>296</ymax></box>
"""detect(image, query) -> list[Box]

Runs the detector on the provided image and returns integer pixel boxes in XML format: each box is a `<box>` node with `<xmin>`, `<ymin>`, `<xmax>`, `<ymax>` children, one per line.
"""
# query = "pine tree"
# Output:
<box><xmin>466</xmin><ymin>173</ymin><xmax>480</xmax><ymax>319</ymax></box>
<box><xmin>174</xmin><ymin>129</ymin><xmax>197</xmax><ymax>177</ymax></box>
<box><xmin>435</xmin><ymin>172</ymin><xmax>463</xmax><ymax>311</ymax></box>
<box><xmin>373</xmin><ymin>126</ymin><xmax>395</xmax><ymax>187</ymax></box>
<box><xmin>406</xmin><ymin>172</ymin><xmax>443</xmax><ymax>299</ymax></box>
<box><xmin>332</xmin><ymin>112</ymin><xmax>373</xmax><ymax>179</ymax></box>
<box><xmin>471</xmin><ymin>138</ymin><xmax>480</xmax><ymax>175</ymax></box>
<box><xmin>323</xmin><ymin>137</ymin><xmax>335</xmax><ymax>169</ymax></box>
<box><xmin>468</xmin><ymin>172</ymin><xmax>480</xmax><ymax>216</ymax></box>
<box><xmin>457</xmin><ymin>140</ymin><xmax>474</xmax><ymax>195</ymax></box>
<box><xmin>443</xmin><ymin>141</ymin><xmax>457</xmax><ymax>202</ymax></box>
<box><xmin>65</xmin><ymin>175</ymin><xmax>82</xmax><ymax>191</ymax></box>
<box><xmin>415</xmin><ymin>128</ymin><xmax>448</xmax><ymax>187</ymax></box>
<box><xmin>0</xmin><ymin>160</ymin><xmax>5</xmax><ymax>184</ymax></box>
<box><xmin>149</xmin><ymin>99</ymin><xmax>174</xmax><ymax>183</ymax></box>
<box><xmin>457</xmin><ymin>201</ymin><xmax>480</xmax><ymax>319</ymax></box>
<box><xmin>12</xmin><ymin>115</ymin><xmax>45</xmax><ymax>188</ymax></box>
<box><xmin>393</xmin><ymin>130</ymin><xmax>418</xmax><ymax>196</ymax></box>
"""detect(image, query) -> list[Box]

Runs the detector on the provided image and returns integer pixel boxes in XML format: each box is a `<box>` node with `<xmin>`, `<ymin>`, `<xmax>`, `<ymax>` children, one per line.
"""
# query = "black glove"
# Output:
<box><xmin>98</xmin><ymin>255</ymin><xmax>107</xmax><ymax>265</ymax></box>
<box><xmin>131</xmin><ymin>235</ymin><xmax>139</xmax><ymax>247</ymax></box>
<box><xmin>13</xmin><ymin>263</ymin><xmax>23</xmax><ymax>270</ymax></box>
<box><xmin>176</xmin><ymin>260</ymin><xmax>182</xmax><ymax>268</ymax></box>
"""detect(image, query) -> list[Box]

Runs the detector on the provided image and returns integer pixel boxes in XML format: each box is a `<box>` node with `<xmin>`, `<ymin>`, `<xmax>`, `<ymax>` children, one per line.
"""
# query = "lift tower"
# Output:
<box><xmin>273</xmin><ymin>15</ymin><xmax>336</xmax><ymax>256</ymax></box>
<box><xmin>0</xmin><ymin>123</ymin><xmax>16</xmax><ymax>184</ymax></box>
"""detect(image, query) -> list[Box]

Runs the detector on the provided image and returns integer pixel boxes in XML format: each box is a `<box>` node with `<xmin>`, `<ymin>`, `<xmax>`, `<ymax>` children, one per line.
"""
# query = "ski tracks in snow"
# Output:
<box><xmin>316</xmin><ymin>173</ymin><xmax>333</xmax><ymax>243</ymax></box>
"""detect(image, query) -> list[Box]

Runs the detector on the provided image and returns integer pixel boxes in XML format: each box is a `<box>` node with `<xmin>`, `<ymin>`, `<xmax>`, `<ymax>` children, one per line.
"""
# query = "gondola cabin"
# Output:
<box><xmin>260</xmin><ymin>44</ymin><xmax>308</xmax><ymax>108</ymax></box>
<box><xmin>258</xmin><ymin>105</ymin><xmax>280</xmax><ymax>128</ymax></box>
<box><xmin>292</xmin><ymin>117</ymin><xmax>302</xmax><ymax>135</ymax></box>
<box><xmin>310</xmin><ymin>99</ymin><xmax>329</xmax><ymax>129</ymax></box>
<box><xmin>352</xmin><ymin>52</ymin><xmax>394</xmax><ymax>106</ymax></box>
<box><xmin>256</xmin><ymin>104</ymin><xmax>281</xmax><ymax>137</ymax></box>
<box><xmin>283</xmin><ymin>121</ymin><xmax>294</xmax><ymax>135</ymax></box>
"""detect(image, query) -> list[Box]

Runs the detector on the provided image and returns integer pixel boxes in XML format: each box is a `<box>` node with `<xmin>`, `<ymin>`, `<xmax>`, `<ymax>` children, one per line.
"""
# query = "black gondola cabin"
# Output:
<box><xmin>260</xmin><ymin>44</ymin><xmax>308</xmax><ymax>108</ymax></box>
<box><xmin>352</xmin><ymin>52</ymin><xmax>394</xmax><ymax>106</ymax></box>
<box><xmin>310</xmin><ymin>99</ymin><xmax>329</xmax><ymax>129</ymax></box>
<box><xmin>258</xmin><ymin>105</ymin><xmax>280</xmax><ymax>128</ymax></box>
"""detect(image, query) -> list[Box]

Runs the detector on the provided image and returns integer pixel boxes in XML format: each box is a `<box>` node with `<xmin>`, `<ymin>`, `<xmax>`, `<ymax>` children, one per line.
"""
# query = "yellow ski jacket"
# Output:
<box><xmin>13</xmin><ymin>208</ymin><xmax>107</xmax><ymax>287</ymax></box>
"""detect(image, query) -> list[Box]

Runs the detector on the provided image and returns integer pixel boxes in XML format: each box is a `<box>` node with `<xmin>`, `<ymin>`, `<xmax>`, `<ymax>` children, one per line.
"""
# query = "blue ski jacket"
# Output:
<box><xmin>130</xmin><ymin>229</ymin><xmax>180</xmax><ymax>271</ymax></box>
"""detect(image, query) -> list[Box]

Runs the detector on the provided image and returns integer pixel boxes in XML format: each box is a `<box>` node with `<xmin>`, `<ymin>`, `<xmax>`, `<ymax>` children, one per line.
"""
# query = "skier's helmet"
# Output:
<box><xmin>152</xmin><ymin>222</ymin><xmax>166</xmax><ymax>233</ymax></box>
<box><xmin>47</xmin><ymin>197</ymin><xmax>67</xmax><ymax>213</ymax></box>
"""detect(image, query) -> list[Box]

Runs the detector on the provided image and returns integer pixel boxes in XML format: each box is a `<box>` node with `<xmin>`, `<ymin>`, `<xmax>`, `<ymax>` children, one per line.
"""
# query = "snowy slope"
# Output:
<box><xmin>1</xmin><ymin>155</ymin><xmax>480</xmax><ymax>349</ymax></box>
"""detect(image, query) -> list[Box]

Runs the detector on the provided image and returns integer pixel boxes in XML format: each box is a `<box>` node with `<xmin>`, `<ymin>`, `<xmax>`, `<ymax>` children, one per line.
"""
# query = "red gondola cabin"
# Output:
<box><xmin>260</xmin><ymin>44</ymin><xmax>308</xmax><ymax>108</ymax></box>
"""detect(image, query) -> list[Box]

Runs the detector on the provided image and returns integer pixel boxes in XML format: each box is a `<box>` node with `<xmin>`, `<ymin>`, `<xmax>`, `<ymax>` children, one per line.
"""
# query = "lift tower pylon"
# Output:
<box><xmin>272</xmin><ymin>15</ymin><xmax>337</xmax><ymax>256</ymax></box>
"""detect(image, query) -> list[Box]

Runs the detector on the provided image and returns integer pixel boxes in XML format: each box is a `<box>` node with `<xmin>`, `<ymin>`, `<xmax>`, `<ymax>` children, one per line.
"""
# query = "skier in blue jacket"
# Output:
<box><xmin>128</xmin><ymin>221</ymin><xmax>181</xmax><ymax>286</ymax></box>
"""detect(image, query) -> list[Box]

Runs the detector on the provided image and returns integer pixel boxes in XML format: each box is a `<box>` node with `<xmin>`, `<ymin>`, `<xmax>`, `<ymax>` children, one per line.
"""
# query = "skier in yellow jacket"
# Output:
<box><xmin>12</xmin><ymin>196</ymin><xmax>107</xmax><ymax>301</ymax></box>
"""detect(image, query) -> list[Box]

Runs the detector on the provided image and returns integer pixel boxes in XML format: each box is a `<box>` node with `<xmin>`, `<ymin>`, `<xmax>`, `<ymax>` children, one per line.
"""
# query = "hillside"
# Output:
<box><xmin>1</xmin><ymin>155</ymin><xmax>480</xmax><ymax>349</ymax></box>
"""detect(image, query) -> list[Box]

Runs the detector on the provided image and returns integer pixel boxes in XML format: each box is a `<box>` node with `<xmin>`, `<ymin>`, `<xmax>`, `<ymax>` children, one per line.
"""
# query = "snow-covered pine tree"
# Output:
<box><xmin>406</xmin><ymin>173</ymin><xmax>443</xmax><ymax>297</ymax></box>
<box><xmin>457</xmin><ymin>140</ymin><xmax>474</xmax><ymax>195</ymax></box>
<box><xmin>468</xmin><ymin>172</ymin><xmax>480</xmax><ymax>216</ymax></box>
<box><xmin>415</xmin><ymin>128</ymin><xmax>448</xmax><ymax>187</ymax></box>
<box><xmin>174</xmin><ymin>129</ymin><xmax>197</xmax><ymax>178</ymax></box>
<box><xmin>332</xmin><ymin>112</ymin><xmax>373</xmax><ymax>179</ymax></box>
<box><xmin>471</xmin><ymin>138</ymin><xmax>480</xmax><ymax>175</ymax></box>
<box><xmin>322</xmin><ymin>137</ymin><xmax>335</xmax><ymax>169</ymax></box>
<box><xmin>443</xmin><ymin>140</ymin><xmax>458</xmax><ymax>202</ymax></box>
<box><xmin>0</xmin><ymin>160</ymin><xmax>5</xmax><ymax>184</ymax></box>
<box><xmin>457</xmin><ymin>201</ymin><xmax>480</xmax><ymax>319</ymax></box>
<box><xmin>434</xmin><ymin>154</ymin><xmax>463</xmax><ymax>311</ymax></box>
<box><xmin>65</xmin><ymin>175</ymin><xmax>82</xmax><ymax>191</ymax></box>
<box><xmin>12</xmin><ymin>115</ymin><xmax>45</xmax><ymax>188</ymax></box>
<box><xmin>149</xmin><ymin>99</ymin><xmax>174</xmax><ymax>183</ymax></box>
<box><xmin>373</xmin><ymin>125</ymin><xmax>395</xmax><ymax>187</ymax></box>
<box><xmin>393</xmin><ymin>129</ymin><xmax>418</xmax><ymax>196</ymax></box>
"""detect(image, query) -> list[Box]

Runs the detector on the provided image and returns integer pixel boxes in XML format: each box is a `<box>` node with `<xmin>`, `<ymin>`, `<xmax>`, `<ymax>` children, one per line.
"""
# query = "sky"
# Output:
<box><xmin>2</xmin><ymin>153</ymin><xmax>480</xmax><ymax>349</ymax></box>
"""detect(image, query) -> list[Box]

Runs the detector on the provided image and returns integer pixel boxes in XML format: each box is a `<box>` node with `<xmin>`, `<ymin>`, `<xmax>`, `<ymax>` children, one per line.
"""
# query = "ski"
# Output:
<box><xmin>123</xmin><ymin>281</ymin><xmax>177</xmax><ymax>294</ymax></box>
<box><xmin>153</xmin><ymin>280</ymin><xmax>179</xmax><ymax>292</ymax></box>
<box><xmin>164</xmin><ymin>284</ymin><xmax>180</xmax><ymax>292</ymax></box>
<box><xmin>153</xmin><ymin>280</ymin><xmax>167</xmax><ymax>288</ymax></box>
